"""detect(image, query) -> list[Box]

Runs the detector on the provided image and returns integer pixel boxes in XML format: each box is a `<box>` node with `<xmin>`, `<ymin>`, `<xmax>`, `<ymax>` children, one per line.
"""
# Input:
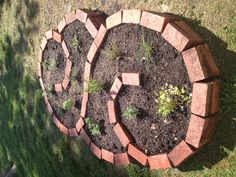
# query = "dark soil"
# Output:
<box><xmin>42</xmin><ymin>20</ymin><xmax>93</xmax><ymax>128</ymax></box>
<box><xmin>86</xmin><ymin>24</ymin><xmax>192</xmax><ymax>155</ymax></box>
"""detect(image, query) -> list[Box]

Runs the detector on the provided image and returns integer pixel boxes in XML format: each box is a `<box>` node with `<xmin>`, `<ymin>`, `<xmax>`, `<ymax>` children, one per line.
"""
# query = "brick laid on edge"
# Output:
<box><xmin>106</xmin><ymin>11</ymin><xmax>122</xmax><ymax>29</ymax></box>
<box><xmin>128</xmin><ymin>143</ymin><xmax>147</xmax><ymax>166</ymax></box>
<box><xmin>148</xmin><ymin>153</ymin><xmax>171</xmax><ymax>170</ymax></box>
<box><xmin>122</xmin><ymin>10</ymin><xmax>141</xmax><ymax>24</ymax></box>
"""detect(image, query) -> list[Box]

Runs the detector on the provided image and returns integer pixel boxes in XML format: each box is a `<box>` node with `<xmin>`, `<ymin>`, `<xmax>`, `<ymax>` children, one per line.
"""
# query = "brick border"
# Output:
<box><xmin>38</xmin><ymin>9</ymin><xmax>106</xmax><ymax>137</ymax></box>
<box><xmin>39</xmin><ymin>9</ymin><xmax>220</xmax><ymax>169</ymax></box>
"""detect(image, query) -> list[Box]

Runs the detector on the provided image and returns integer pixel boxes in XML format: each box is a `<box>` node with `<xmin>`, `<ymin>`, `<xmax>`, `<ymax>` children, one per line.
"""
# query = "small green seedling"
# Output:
<box><xmin>85</xmin><ymin>117</ymin><xmax>101</xmax><ymax>136</ymax></box>
<box><xmin>43</xmin><ymin>58</ymin><xmax>58</xmax><ymax>70</ymax></box>
<box><xmin>84</xmin><ymin>79</ymin><xmax>103</xmax><ymax>93</ymax></box>
<box><xmin>123</xmin><ymin>106</ymin><xmax>139</xmax><ymax>119</ymax></box>
<box><xmin>71</xmin><ymin>37</ymin><xmax>82</xmax><ymax>52</ymax></box>
<box><xmin>104</xmin><ymin>42</ymin><xmax>120</xmax><ymax>61</ymax></box>
<box><xmin>62</xmin><ymin>99</ymin><xmax>74</xmax><ymax>110</ymax></box>
<box><xmin>155</xmin><ymin>84</ymin><xmax>191</xmax><ymax>118</ymax></box>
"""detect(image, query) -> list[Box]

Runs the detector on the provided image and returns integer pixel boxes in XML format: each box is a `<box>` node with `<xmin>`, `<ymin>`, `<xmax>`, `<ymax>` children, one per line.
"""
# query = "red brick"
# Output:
<box><xmin>162</xmin><ymin>21</ymin><xmax>203</xmax><ymax>52</ymax></box>
<box><xmin>191</xmin><ymin>81</ymin><xmax>220</xmax><ymax>117</ymax></box>
<box><xmin>106</xmin><ymin>11</ymin><xmax>122</xmax><ymax>29</ymax></box>
<box><xmin>85</xmin><ymin>17</ymin><xmax>100</xmax><ymax>38</ymax></box>
<box><xmin>80</xmin><ymin>128</ymin><xmax>91</xmax><ymax>146</ymax></box>
<box><xmin>54</xmin><ymin>83</ymin><xmax>63</xmax><ymax>92</ymax></box>
<box><xmin>76</xmin><ymin>9</ymin><xmax>88</xmax><ymax>23</ymax></box>
<box><xmin>128</xmin><ymin>143</ymin><xmax>147</xmax><ymax>166</ymax></box>
<box><xmin>84</xmin><ymin>62</ymin><xmax>91</xmax><ymax>81</ymax></box>
<box><xmin>40</xmin><ymin>37</ymin><xmax>47</xmax><ymax>51</ymax></box>
<box><xmin>114</xmin><ymin>153</ymin><xmax>131</xmax><ymax>166</ymax></box>
<box><xmin>122</xmin><ymin>73</ymin><xmax>140</xmax><ymax>86</ymax></box>
<box><xmin>60</xmin><ymin>124</ymin><xmax>69</xmax><ymax>136</ymax></box>
<box><xmin>107</xmin><ymin>100</ymin><xmax>117</xmax><ymax>124</ymax></box>
<box><xmin>114</xmin><ymin>123</ymin><xmax>132</xmax><ymax>147</ymax></box>
<box><xmin>76</xmin><ymin>118</ymin><xmax>85</xmax><ymax>133</ymax></box>
<box><xmin>94</xmin><ymin>24</ymin><xmax>107</xmax><ymax>48</ymax></box>
<box><xmin>69</xmin><ymin>128</ymin><xmax>78</xmax><ymax>137</ymax></box>
<box><xmin>45</xmin><ymin>30</ymin><xmax>53</xmax><ymax>40</ymax></box>
<box><xmin>62</xmin><ymin>75</ymin><xmax>70</xmax><ymax>90</ymax></box>
<box><xmin>52</xmin><ymin>114</ymin><xmax>61</xmax><ymax>128</ymax></box>
<box><xmin>102</xmin><ymin>149</ymin><xmax>114</xmax><ymax>164</ymax></box>
<box><xmin>38</xmin><ymin>62</ymin><xmax>42</xmax><ymax>77</ymax></box>
<box><xmin>185</xmin><ymin>114</ymin><xmax>217</xmax><ymax>148</ymax></box>
<box><xmin>182</xmin><ymin>44</ymin><xmax>220</xmax><ymax>82</ymax></box>
<box><xmin>80</xmin><ymin>92</ymin><xmax>88</xmax><ymax>118</ymax></box>
<box><xmin>90</xmin><ymin>142</ymin><xmax>102</xmax><ymax>159</ymax></box>
<box><xmin>39</xmin><ymin>78</ymin><xmax>45</xmax><ymax>91</ymax></box>
<box><xmin>122</xmin><ymin>10</ymin><xmax>141</xmax><ymax>24</ymax></box>
<box><xmin>52</xmin><ymin>31</ymin><xmax>63</xmax><ymax>43</ymax></box>
<box><xmin>65</xmin><ymin>58</ymin><xmax>72</xmax><ymax>77</ymax></box>
<box><xmin>65</xmin><ymin>10</ymin><xmax>76</xmax><ymax>25</ymax></box>
<box><xmin>38</xmin><ymin>48</ymin><xmax>43</xmax><ymax>62</ymax></box>
<box><xmin>109</xmin><ymin>77</ymin><xmax>122</xmax><ymax>100</ymax></box>
<box><xmin>87</xmin><ymin>42</ymin><xmax>98</xmax><ymax>64</ymax></box>
<box><xmin>168</xmin><ymin>141</ymin><xmax>195</xmax><ymax>167</ymax></box>
<box><xmin>62</xmin><ymin>40</ymin><xmax>70</xmax><ymax>58</ymax></box>
<box><xmin>43</xmin><ymin>94</ymin><xmax>54</xmax><ymax>115</ymax></box>
<box><xmin>148</xmin><ymin>154</ymin><xmax>171</xmax><ymax>170</ymax></box>
<box><xmin>58</xmin><ymin>17</ymin><xmax>67</xmax><ymax>33</ymax></box>
<box><xmin>140</xmin><ymin>11</ymin><xmax>173</xmax><ymax>33</ymax></box>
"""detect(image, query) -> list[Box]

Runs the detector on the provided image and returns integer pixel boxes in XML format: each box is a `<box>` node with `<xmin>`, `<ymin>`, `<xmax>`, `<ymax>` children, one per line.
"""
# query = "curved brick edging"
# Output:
<box><xmin>38</xmin><ymin>9</ymin><xmax>106</xmax><ymax>137</ymax></box>
<box><xmin>38</xmin><ymin>9</ymin><xmax>220</xmax><ymax>170</ymax></box>
<box><xmin>82</xmin><ymin>9</ymin><xmax>220</xmax><ymax>169</ymax></box>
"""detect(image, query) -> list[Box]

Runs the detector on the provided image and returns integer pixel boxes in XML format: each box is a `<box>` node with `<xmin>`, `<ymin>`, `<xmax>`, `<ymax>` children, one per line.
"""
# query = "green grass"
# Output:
<box><xmin>0</xmin><ymin>0</ymin><xmax>236</xmax><ymax>176</ymax></box>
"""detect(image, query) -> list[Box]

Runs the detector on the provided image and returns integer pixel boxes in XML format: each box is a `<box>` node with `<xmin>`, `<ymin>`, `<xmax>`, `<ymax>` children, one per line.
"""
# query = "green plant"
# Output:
<box><xmin>104</xmin><ymin>42</ymin><xmax>120</xmax><ymax>61</ymax></box>
<box><xmin>43</xmin><ymin>58</ymin><xmax>58</xmax><ymax>70</ymax></box>
<box><xmin>71</xmin><ymin>37</ymin><xmax>82</xmax><ymax>52</ymax></box>
<box><xmin>84</xmin><ymin>79</ymin><xmax>103</xmax><ymax>93</ymax></box>
<box><xmin>85</xmin><ymin>117</ymin><xmax>101</xmax><ymax>136</ymax></box>
<box><xmin>123</xmin><ymin>106</ymin><xmax>139</xmax><ymax>119</ymax></box>
<box><xmin>62</xmin><ymin>99</ymin><xmax>74</xmax><ymax>110</ymax></box>
<box><xmin>155</xmin><ymin>84</ymin><xmax>191</xmax><ymax>118</ymax></box>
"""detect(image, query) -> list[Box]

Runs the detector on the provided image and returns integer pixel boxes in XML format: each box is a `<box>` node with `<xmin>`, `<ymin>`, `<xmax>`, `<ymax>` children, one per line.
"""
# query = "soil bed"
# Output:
<box><xmin>86</xmin><ymin>24</ymin><xmax>192</xmax><ymax>155</ymax></box>
<box><xmin>42</xmin><ymin>20</ymin><xmax>93</xmax><ymax>128</ymax></box>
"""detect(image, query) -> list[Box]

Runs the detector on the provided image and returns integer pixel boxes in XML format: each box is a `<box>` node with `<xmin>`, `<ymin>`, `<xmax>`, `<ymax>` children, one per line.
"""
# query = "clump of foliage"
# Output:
<box><xmin>84</xmin><ymin>79</ymin><xmax>103</xmax><ymax>93</ymax></box>
<box><xmin>104</xmin><ymin>42</ymin><xmax>120</xmax><ymax>61</ymax></box>
<box><xmin>123</xmin><ymin>106</ymin><xmax>139</xmax><ymax>120</ymax></box>
<box><xmin>155</xmin><ymin>84</ymin><xmax>191</xmax><ymax>118</ymax></box>
<box><xmin>85</xmin><ymin>117</ymin><xmax>101</xmax><ymax>136</ymax></box>
<box><xmin>43</xmin><ymin>58</ymin><xmax>58</xmax><ymax>70</ymax></box>
<box><xmin>71</xmin><ymin>37</ymin><xmax>82</xmax><ymax>52</ymax></box>
<box><xmin>62</xmin><ymin>99</ymin><xmax>74</xmax><ymax>110</ymax></box>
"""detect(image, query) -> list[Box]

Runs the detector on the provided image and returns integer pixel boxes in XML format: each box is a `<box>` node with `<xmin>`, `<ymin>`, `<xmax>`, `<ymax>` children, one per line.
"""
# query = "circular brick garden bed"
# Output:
<box><xmin>38</xmin><ymin>9</ymin><xmax>220</xmax><ymax>170</ymax></box>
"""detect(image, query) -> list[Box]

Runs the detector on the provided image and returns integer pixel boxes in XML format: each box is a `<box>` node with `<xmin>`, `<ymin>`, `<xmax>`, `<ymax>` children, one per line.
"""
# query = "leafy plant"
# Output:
<box><xmin>62</xmin><ymin>99</ymin><xmax>74</xmax><ymax>110</ymax></box>
<box><xmin>155</xmin><ymin>84</ymin><xmax>191</xmax><ymax>118</ymax></box>
<box><xmin>84</xmin><ymin>79</ymin><xmax>103</xmax><ymax>93</ymax></box>
<box><xmin>43</xmin><ymin>58</ymin><xmax>58</xmax><ymax>70</ymax></box>
<box><xmin>104</xmin><ymin>42</ymin><xmax>120</xmax><ymax>61</ymax></box>
<box><xmin>123</xmin><ymin>106</ymin><xmax>139</xmax><ymax>119</ymax></box>
<box><xmin>71</xmin><ymin>37</ymin><xmax>82</xmax><ymax>52</ymax></box>
<box><xmin>85</xmin><ymin>117</ymin><xmax>101</xmax><ymax>136</ymax></box>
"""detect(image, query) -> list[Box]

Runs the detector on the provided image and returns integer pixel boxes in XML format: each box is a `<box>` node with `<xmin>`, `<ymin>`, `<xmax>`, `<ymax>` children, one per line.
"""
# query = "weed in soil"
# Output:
<box><xmin>62</xmin><ymin>99</ymin><xmax>74</xmax><ymax>110</ymax></box>
<box><xmin>155</xmin><ymin>84</ymin><xmax>191</xmax><ymax>118</ymax></box>
<box><xmin>71</xmin><ymin>37</ymin><xmax>82</xmax><ymax>53</ymax></box>
<box><xmin>84</xmin><ymin>79</ymin><xmax>103</xmax><ymax>93</ymax></box>
<box><xmin>43</xmin><ymin>58</ymin><xmax>58</xmax><ymax>70</ymax></box>
<box><xmin>104</xmin><ymin>41</ymin><xmax>120</xmax><ymax>61</ymax></box>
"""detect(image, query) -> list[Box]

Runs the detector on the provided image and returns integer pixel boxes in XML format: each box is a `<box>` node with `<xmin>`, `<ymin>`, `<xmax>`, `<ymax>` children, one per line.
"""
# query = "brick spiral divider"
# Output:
<box><xmin>84</xmin><ymin>9</ymin><xmax>220</xmax><ymax>169</ymax></box>
<box><xmin>38</xmin><ymin>9</ymin><xmax>106</xmax><ymax>137</ymax></box>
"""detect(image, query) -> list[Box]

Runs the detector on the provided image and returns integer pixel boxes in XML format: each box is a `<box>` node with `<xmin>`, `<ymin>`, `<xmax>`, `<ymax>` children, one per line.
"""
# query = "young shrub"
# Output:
<box><xmin>62</xmin><ymin>99</ymin><xmax>74</xmax><ymax>110</ymax></box>
<box><xmin>155</xmin><ymin>84</ymin><xmax>191</xmax><ymax>118</ymax></box>
<box><xmin>123</xmin><ymin>106</ymin><xmax>139</xmax><ymax>120</ymax></box>
<box><xmin>84</xmin><ymin>79</ymin><xmax>103</xmax><ymax>93</ymax></box>
<box><xmin>43</xmin><ymin>58</ymin><xmax>58</xmax><ymax>70</ymax></box>
<box><xmin>104</xmin><ymin>42</ymin><xmax>120</xmax><ymax>61</ymax></box>
<box><xmin>85</xmin><ymin>117</ymin><xmax>101</xmax><ymax>136</ymax></box>
<box><xmin>71</xmin><ymin>37</ymin><xmax>82</xmax><ymax>52</ymax></box>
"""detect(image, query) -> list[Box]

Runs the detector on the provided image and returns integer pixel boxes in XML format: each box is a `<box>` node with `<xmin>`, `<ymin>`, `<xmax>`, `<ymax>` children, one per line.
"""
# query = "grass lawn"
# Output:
<box><xmin>0</xmin><ymin>0</ymin><xmax>235</xmax><ymax>176</ymax></box>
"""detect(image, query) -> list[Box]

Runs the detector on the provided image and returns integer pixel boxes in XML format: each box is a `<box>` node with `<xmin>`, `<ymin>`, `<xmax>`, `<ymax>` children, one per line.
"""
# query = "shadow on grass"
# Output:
<box><xmin>168</xmin><ymin>15</ymin><xmax>236</xmax><ymax>172</ymax></box>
